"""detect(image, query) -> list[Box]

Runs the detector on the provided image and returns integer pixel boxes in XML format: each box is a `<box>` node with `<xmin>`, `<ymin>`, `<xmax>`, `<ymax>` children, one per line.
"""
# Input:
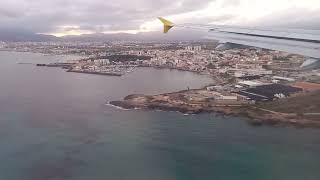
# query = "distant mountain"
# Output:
<box><xmin>62</xmin><ymin>29</ymin><xmax>207</xmax><ymax>42</ymax></box>
<box><xmin>0</xmin><ymin>28</ymin><xmax>207</xmax><ymax>42</ymax></box>
<box><xmin>0</xmin><ymin>28</ymin><xmax>58</xmax><ymax>42</ymax></box>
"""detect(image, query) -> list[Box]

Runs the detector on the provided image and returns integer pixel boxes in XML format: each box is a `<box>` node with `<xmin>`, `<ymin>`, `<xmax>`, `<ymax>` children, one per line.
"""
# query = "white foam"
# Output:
<box><xmin>153</xmin><ymin>109</ymin><xmax>193</xmax><ymax>116</ymax></box>
<box><xmin>106</xmin><ymin>102</ymin><xmax>195</xmax><ymax>116</ymax></box>
<box><xmin>105</xmin><ymin>102</ymin><xmax>130</xmax><ymax>111</ymax></box>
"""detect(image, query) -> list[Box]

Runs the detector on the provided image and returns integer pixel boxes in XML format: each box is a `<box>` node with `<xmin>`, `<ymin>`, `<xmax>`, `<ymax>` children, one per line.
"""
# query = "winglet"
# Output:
<box><xmin>158</xmin><ymin>17</ymin><xmax>174</xmax><ymax>33</ymax></box>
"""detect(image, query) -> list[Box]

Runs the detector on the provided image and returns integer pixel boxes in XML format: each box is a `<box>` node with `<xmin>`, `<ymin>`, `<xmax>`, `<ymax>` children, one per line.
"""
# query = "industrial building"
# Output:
<box><xmin>237</xmin><ymin>84</ymin><xmax>303</xmax><ymax>101</ymax></box>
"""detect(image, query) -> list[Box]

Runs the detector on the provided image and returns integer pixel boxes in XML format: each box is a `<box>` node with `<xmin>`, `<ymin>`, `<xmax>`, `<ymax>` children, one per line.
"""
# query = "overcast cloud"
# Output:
<box><xmin>0</xmin><ymin>0</ymin><xmax>319</xmax><ymax>36</ymax></box>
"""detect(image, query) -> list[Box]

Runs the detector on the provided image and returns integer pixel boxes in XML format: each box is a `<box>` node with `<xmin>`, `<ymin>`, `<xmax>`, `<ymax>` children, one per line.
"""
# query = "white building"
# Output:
<box><xmin>213</xmin><ymin>94</ymin><xmax>238</xmax><ymax>100</ymax></box>
<box><xmin>272</xmin><ymin>76</ymin><xmax>295</xmax><ymax>82</ymax></box>
<box><xmin>94</xmin><ymin>59</ymin><xmax>110</xmax><ymax>65</ymax></box>
<box><xmin>185</xmin><ymin>46</ymin><xmax>193</xmax><ymax>51</ymax></box>
<box><xmin>185</xmin><ymin>46</ymin><xmax>202</xmax><ymax>51</ymax></box>
<box><xmin>193</xmin><ymin>46</ymin><xmax>202</xmax><ymax>51</ymax></box>
<box><xmin>238</xmin><ymin>81</ymin><xmax>265</xmax><ymax>88</ymax></box>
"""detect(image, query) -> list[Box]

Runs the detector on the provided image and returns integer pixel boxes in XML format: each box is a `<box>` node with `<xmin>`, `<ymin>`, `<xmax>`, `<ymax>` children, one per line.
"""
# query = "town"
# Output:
<box><xmin>1</xmin><ymin>40</ymin><xmax>320</xmax><ymax>126</ymax></box>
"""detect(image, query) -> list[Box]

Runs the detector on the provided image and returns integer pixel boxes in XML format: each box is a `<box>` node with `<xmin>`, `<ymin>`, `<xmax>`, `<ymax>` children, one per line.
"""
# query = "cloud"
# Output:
<box><xmin>0</xmin><ymin>9</ymin><xmax>22</xmax><ymax>18</ymax></box>
<box><xmin>250</xmin><ymin>7</ymin><xmax>320</xmax><ymax>29</ymax></box>
<box><xmin>201</xmin><ymin>0</ymin><xmax>320</xmax><ymax>28</ymax></box>
<box><xmin>0</xmin><ymin>0</ymin><xmax>319</xmax><ymax>36</ymax></box>
<box><xmin>0</xmin><ymin>0</ymin><xmax>213</xmax><ymax>35</ymax></box>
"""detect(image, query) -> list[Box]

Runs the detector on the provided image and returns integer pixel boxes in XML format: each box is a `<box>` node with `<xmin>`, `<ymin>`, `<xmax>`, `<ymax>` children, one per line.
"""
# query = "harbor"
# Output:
<box><xmin>34</xmin><ymin>61</ymin><xmax>137</xmax><ymax>76</ymax></box>
<box><xmin>67</xmin><ymin>69</ymin><xmax>123</xmax><ymax>76</ymax></box>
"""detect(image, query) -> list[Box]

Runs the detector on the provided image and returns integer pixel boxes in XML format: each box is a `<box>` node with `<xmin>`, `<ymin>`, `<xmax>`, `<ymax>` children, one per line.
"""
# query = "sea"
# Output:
<box><xmin>0</xmin><ymin>51</ymin><xmax>319</xmax><ymax>180</ymax></box>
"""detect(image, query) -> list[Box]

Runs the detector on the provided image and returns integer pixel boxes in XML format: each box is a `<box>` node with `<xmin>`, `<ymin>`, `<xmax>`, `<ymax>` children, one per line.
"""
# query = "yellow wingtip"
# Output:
<box><xmin>158</xmin><ymin>17</ymin><xmax>174</xmax><ymax>33</ymax></box>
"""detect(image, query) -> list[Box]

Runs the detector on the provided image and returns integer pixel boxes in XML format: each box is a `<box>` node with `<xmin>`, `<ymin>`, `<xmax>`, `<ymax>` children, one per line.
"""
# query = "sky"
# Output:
<box><xmin>0</xmin><ymin>0</ymin><xmax>319</xmax><ymax>36</ymax></box>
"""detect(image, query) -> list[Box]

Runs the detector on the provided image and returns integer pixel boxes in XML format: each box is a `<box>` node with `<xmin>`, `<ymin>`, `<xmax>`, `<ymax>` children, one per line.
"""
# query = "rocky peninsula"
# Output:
<box><xmin>109</xmin><ymin>89</ymin><xmax>320</xmax><ymax>128</ymax></box>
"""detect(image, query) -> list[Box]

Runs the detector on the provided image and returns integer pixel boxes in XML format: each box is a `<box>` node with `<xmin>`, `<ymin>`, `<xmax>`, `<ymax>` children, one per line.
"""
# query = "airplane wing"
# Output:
<box><xmin>158</xmin><ymin>17</ymin><xmax>320</xmax><ymax>68</ymax></box>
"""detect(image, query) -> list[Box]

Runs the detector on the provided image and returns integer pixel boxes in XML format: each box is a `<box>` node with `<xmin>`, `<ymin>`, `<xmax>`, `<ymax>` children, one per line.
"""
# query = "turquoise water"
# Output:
<box><xmin>0</xmin><ymin>51</ymin><xmax>319</xmax><ymax>180</ymax></box>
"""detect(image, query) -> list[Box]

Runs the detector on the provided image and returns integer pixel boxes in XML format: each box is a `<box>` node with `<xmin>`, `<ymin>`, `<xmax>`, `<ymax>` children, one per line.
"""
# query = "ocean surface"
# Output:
<box><xmin>0</xmin><ymin>51</ymin><xmax>320</xmax><ymax>180</ymax></box>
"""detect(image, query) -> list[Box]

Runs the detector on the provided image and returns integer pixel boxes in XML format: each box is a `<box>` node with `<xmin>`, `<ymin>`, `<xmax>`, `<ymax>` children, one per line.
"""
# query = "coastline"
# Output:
<box><xmin>6</xmin><ymin>50</ymin><xmax>320</xmax><ymax>128</ymax></box>
<box><xmin>109</xmin><ymin>90</ymin><xmax>320</xmax><ymax>128</ymax></box>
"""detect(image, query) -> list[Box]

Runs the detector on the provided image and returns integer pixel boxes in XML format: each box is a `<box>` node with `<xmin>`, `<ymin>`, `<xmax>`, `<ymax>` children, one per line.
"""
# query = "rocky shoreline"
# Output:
<box><xmin>109</xmin><ymin>90</ymin><xmax>320</xmax><ymax>128</ymax></box>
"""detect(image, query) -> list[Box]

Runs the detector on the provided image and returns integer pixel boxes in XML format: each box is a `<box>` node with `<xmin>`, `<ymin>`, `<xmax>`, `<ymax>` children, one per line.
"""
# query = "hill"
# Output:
<box><xmin>0</xmin><ymin>28</ymin><xmax>207</xmax><ymax>42</ymax></box>
<box><xmin>0</xmin><ymin>28</ymin><xmax>58</xmax><ymax>42</ymax></box>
